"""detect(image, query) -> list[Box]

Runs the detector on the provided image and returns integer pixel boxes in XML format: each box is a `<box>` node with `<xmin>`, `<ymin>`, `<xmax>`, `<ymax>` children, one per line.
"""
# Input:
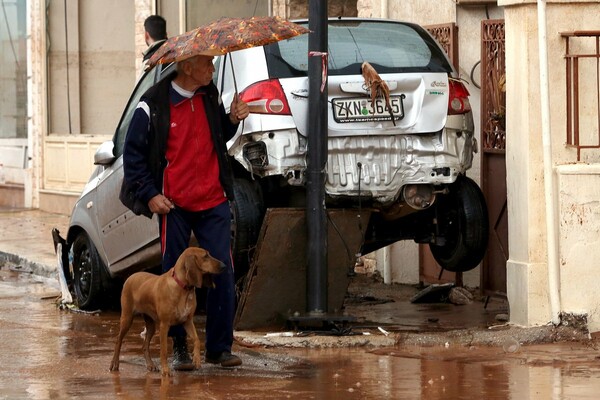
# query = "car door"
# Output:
<box><xmin>93</xmin><ymin>66</ymin><xmax>166</xmax><ymax>273</ymax></box>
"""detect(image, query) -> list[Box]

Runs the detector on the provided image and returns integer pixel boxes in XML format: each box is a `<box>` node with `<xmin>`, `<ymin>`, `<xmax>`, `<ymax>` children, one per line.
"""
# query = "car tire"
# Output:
<box><xmin>231</xmin><ymin>178</ymin><xmax>264</xmax><ymax>283</ymax></box>
<box><xmin>429</xmin><ymin>175</ymin><xmax>489</xmax><ymax>272</ymax></box>
<box><xmin>71</xmin><ymin>232</ymin><xmax>104</xmax><ymax>310</ymax></box>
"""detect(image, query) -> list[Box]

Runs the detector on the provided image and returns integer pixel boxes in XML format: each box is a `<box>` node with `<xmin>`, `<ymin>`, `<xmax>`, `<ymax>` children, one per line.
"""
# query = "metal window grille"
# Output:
<box><xmin>425</xmin><ymin>23</ymin><xmax>459</xmax><ymax>71</ymax></box>
<box><xmin>481</xmin><ymin>20</ymin><xmax>506</xmax><ymax>152</ymax></box>
<box><xmin>562</xmin><ymin>31</ymin><xmax>600</xmax><ymax>161</ymax></box>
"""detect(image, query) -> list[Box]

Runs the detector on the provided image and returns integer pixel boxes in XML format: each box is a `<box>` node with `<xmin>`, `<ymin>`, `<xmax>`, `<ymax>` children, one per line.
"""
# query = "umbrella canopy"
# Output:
<box><xmin>147</xmin><ymin>16</ymin><xmax>310</xmax><ymax>68</ymax></box>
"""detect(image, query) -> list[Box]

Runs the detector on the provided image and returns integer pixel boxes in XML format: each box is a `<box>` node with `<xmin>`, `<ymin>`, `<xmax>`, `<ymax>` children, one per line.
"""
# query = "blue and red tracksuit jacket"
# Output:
<box><xmin>123</xmin><ymin>71</ymin><xmax>239</xmax><ymax>213</ymax></box>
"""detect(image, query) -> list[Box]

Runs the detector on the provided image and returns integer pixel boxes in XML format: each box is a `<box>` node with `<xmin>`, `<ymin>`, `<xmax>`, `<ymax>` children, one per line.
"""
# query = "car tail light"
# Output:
<box><xmin>448</xmin><ymin>79</ymin><xmax>471</xmax><ymax>115</ymax></box>
<box><xmin>239</xmin><ymin>79</ymin><xmax>291</xmax><ymax>115</ymax></box>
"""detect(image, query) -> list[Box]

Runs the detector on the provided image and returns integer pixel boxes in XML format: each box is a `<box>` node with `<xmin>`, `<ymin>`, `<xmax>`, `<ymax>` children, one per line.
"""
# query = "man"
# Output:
<box><xmin>123</xmin><ymin>55</ymin><xmax>249</xmax><ymax>369</ymax></box>
<box><xmin>142</xmin><ymin>15</ymin><xmax>167</xmax><ymax>62</ymax></box>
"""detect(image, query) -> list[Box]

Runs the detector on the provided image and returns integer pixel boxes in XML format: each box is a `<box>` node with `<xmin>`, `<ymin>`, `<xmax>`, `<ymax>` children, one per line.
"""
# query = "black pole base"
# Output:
<box><xmin>287</xmin><ymin>313</ymin><xmax>357</xmax><ymax>335</ymax></box>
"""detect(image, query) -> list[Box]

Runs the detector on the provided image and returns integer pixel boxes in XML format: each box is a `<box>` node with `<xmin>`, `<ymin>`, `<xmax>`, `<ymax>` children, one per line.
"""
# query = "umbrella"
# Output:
<box><xmin>147</xmin><ymin>16</ymin><xmax>310</xmax><ymax>68</ymax></box>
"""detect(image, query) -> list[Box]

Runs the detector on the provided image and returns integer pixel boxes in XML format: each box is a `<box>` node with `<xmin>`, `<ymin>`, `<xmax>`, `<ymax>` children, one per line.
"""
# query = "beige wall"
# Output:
<box><xmin>36</xmin><ymin>0</ymin><xmax>156</xmax><ymax>212</ymax></box>
<box><xmin>556</xmin><ymin>165</ymin><xmax>600</xmax><ymax>326</ymax></box>
<box><xmin>501</xmin><ymin>0</ymin><xmax>600</xmax><ymax>330</ymax></box>
<box><xmin>186</xmin><ymin>0</ymin><xmax>270</xmax><ymax>26</ymax></box>
<box><xmin>272</xmin><ymin>0</ymin><xmax>358</xmax><ymax>18</ymax></box>
<box><xmin>47</xmin><ymin>0</ymin><xmax>137</xmax><ymax>136</ymax></box>
<box><xmin>42</xmin><ymin>0</ymin><xmax>150</xmax><ymax>206</ymax></box>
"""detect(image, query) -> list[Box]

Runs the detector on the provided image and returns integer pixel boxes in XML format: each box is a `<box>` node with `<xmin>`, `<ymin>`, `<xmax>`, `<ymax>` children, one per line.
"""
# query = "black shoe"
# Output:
<box><xmin>172</xmin><ymin>336</ymin><xmax>194</xmax><ymax>371</ymax></box>
<box><xmin>205</xmin><ymin>351</ymin><xmax>242</xmax><ymax>367</ymax></box>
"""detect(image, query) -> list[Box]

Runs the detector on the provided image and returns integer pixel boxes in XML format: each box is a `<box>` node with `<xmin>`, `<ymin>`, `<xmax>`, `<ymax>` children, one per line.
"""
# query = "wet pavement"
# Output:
<box><xmin>3</xmin><ymin>268</ymin><xmax>600</xmax><ymax>399</ymax></box>
<box><xmin>1</xmin><ymin>208</ymin><xmax>600</xmax><ymax>398</ymax></box>
<box><xmin>0</xmin><ymin>208</ymin><xmax>516</xmax><ymax>343</ymax></box>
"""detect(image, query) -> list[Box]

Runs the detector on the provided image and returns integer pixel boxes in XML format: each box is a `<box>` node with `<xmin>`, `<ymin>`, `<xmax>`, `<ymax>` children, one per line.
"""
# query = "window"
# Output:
<box><xmin>266</xmin><ymin>20</ymin><xmax>452</xmax><ymax>78</ymax></box>
<box><xmin>0</xmin><ymin>0</ymin><xmax>27</xmax><ymax>139</ymax></box>
<box><xmin>112</xmin><ymin>65</ymin><xmax>165</xmax><ymax>157</ymax></box>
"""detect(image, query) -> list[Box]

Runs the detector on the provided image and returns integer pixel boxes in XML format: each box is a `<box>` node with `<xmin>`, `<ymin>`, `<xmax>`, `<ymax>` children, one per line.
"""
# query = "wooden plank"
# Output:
<box><xmin>235</xmin><ymin>208</ymin><xmax>370</xmax><ymax>330</ymax></box>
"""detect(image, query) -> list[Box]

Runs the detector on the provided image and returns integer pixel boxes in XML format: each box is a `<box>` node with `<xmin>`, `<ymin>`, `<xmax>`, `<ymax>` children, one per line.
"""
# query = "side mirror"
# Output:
<box><xmin>94</xmin><ymin>140</ymin><xmax>116</xmax><ymax>165</ymax></box>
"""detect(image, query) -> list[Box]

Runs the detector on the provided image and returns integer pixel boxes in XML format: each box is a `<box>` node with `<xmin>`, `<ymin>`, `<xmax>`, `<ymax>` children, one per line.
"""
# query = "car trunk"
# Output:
<box><xmin>280</xmin><ymin>72</ymin><xmax>449</xmax><ymax>138</ymax></box>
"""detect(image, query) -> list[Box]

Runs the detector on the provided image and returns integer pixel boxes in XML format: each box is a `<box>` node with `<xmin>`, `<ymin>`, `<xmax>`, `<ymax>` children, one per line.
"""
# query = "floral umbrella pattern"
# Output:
<box><xmin>148</xmin><ymin>16</ymin><xmax>310</xmax><ymax>68</ymax></box>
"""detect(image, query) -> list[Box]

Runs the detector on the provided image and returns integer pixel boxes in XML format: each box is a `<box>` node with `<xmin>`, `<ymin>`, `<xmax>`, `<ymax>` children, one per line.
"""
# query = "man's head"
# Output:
<box><xmin>175</xmin><ymin>55</ymin><xmax>215</xmax><ymax>91</ymax></box>
<box><xmin>144</xmin><ymin>15</ymin><xmax>167</xmax><ymax>45</ymax></box>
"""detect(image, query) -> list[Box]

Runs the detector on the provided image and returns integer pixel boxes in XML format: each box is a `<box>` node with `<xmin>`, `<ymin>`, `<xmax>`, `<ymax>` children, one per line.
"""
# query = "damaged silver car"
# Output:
<box><xmin>54</xmin><ymin>18</ymin><xmax>488</xmax><ymax>309</ymax></box>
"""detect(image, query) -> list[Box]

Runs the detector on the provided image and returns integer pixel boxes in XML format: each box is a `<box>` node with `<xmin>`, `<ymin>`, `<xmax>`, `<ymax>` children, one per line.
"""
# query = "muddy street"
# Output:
<box><xmin>2</xmin><ymin>268</ymin><xmax>600</xmax><ymax>399</ymax></box>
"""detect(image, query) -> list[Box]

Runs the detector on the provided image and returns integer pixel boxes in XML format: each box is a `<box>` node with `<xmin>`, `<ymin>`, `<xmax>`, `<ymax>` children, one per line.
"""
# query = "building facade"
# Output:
<box><xmin>2</xmin><ymin>0</ymin><xmax>600</xmax><ymax>331</ymax></box>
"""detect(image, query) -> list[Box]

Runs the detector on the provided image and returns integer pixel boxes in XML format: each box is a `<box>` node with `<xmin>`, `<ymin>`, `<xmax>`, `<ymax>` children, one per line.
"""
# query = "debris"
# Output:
<box><xmin>495</xmin><ymin>313</ymin><xmax>510</xmax><ymax>322</ymax></box>
<box><xmin>361</xmin><ymin>61</ymin><xmax>396</xmax><ymax>125</ymax></box>
<box><xmin>449</xmin><ymin>287</ymin><xmax>474</xmax><ymax>305</ymax></box>
<box><xmin>502</xmin><ymin>337</ymin><xmax>520</xmax><ymax>353</ymax></box>
<box><xmin>410</xmin><ymin>283</ymin><xmax>454</xmax><ymax>303</ymax></box>
<box><xmin>265</xmin><ymin>332</ymin><xmax>295</xmax><ymax>337</ymax></box>
<box><xmin>378</xmin><ymin>327</ymin><xmax>390</xmax><ymax>336</ymax></box>
<box><xmin>57</xmin><ymin>302</ymin><xmax>100</xmax><ymax>315</ymax></box>
<box><xmin>55</xmin><ymin>242</ymin><xmax>73</xmax><ymax>304</ymax></box>
<box><xmin>488</xmin><ymin>323</ymin><xmax>510</xmax><ymax>330</ymax></box>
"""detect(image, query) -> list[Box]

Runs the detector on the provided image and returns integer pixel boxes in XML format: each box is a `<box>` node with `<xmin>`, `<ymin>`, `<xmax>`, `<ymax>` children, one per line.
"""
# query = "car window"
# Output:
<box><xmin>213</xmin><ymin>56</ymin><xmax>221</xmax><ymax>86</ymax></box>
<box><xmin>265</xmin><ymin>20</ymin><xmax>452</xmax><ymax>78</ymax></box>
<box><xmin>112</xmin><ymin>66</ymin><xmax>162</xmax><ymax>157</ymax></box>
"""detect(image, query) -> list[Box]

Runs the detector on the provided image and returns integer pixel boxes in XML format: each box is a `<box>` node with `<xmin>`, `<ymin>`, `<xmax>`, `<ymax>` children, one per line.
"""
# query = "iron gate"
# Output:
<box><xmin>480</xmin><ymin>19</ymin><xmax>507</xmax><ymax>297</ymax></box>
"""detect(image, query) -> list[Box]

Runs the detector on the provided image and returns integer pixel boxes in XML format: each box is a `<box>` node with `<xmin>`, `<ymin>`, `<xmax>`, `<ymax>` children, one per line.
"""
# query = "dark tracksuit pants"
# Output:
<box><xmin>159</xmin><ymin>200</ymin><xmax>235</xmax><ymax>357</ymax></box>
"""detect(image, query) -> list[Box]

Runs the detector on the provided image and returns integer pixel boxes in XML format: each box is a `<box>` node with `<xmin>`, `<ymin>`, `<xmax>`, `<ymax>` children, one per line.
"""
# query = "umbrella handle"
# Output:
<box><xmin>229</xmin><ymin>54</ymin><xmax>243</xmax><ymax>132</ymax></box>
<box><xmin>230</xmin><ymin>54</ymin><xmax>238</xmax><ymax>94</ymax></box>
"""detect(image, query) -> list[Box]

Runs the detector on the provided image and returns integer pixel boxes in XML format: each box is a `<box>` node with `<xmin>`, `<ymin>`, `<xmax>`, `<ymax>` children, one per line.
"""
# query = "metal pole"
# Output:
<box><xmin>306</xmin><ymin>0</ymin><xmax>328</xmax><ymax>314</ymax></box>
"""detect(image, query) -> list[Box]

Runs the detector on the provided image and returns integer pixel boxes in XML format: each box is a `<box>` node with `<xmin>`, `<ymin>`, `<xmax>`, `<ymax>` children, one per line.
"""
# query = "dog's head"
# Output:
<box><xmin>181</xmin><ymin>247</ymin><xmax>226</xmax><ymax>288</ymax></box>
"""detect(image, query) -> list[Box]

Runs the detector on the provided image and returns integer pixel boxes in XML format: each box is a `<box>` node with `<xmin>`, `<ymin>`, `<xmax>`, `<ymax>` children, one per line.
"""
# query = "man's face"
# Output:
<box><xmin>184</xmin><ymin>55</ymin><xmax>215</xmax><ymax>87</ymax></box>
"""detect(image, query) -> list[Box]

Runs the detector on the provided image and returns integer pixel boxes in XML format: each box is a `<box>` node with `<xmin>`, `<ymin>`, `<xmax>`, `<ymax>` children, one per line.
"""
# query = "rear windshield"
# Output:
<box><xmin>265</xmin><ymin>20</ymin><xmax>452</xmax><ymax>78</ymax></box>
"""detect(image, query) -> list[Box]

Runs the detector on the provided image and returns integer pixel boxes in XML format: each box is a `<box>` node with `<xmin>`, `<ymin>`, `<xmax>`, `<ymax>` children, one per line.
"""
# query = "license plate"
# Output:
<box><xmin>332</xmin><ymin>95</ymin><xmax>405</xmax><ymax>123</ymax></box>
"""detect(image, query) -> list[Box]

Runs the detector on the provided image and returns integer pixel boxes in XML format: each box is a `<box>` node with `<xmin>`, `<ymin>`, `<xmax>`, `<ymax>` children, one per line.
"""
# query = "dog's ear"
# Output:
<box><xmin>184</xmin><ymin>251</ymin><xmax>204</xmax><ymax>287</ymax></box>
<box><xmin>183</xmin><ymin>253</ymin><xmax>192</xmax><ymax>283</ymax></box>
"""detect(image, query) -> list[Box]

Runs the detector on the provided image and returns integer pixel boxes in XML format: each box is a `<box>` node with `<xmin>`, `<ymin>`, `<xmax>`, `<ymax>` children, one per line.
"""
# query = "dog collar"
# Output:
<box><xmin>171</xmin><ymin>269</ymin><xmax>194</xmax><ymax>291</ymax></box>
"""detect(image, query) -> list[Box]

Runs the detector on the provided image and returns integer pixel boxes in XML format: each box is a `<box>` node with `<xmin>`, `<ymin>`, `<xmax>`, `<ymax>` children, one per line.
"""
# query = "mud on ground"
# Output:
<box><xmin>235</xmin><ymin>272</ymin><xmax>590</xmax><ymax>349</ymax></box>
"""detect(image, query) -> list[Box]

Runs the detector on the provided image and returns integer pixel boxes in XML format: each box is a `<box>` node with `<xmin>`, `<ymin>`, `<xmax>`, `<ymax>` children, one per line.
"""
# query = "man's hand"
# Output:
<box><xmin>229</xmin><ymin>93</ymin><xmax>250</xmax><ymax>124</ymax></box>
<box><xmin>148</xmin><ymin>194</ymin><xmax>175</xmax><ymax>214</ymax></box>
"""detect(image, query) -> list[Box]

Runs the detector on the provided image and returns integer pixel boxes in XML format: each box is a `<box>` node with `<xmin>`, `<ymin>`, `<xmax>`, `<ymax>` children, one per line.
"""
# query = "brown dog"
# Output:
<box><xmin>109</xmin><ymin>247</ymin><xmax>225</xmax><ymax>376</ymax></box>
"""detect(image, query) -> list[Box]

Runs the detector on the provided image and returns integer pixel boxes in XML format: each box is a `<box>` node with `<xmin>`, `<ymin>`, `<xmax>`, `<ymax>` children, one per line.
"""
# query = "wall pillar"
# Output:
<box><xmin>27</xmin><ymin>0</ymin><xmax>47</xmax><ymax>209</ymax></box>
<box><xmin>134</xmin><ymin>0</ymin><xmax>154</xmax><ymax>76</ymax></box>
<box><xmin>502</xmin><ymin>2</ymin><xmax>553</xmax><ymax>326</ymax></box>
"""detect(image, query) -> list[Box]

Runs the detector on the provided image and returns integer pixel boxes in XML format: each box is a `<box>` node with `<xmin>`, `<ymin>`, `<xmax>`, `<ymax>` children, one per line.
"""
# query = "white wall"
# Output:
<box><xmin>501</xmin><ymin>0</ymin><xmax>600</xmax><ymax>329</ymax></box>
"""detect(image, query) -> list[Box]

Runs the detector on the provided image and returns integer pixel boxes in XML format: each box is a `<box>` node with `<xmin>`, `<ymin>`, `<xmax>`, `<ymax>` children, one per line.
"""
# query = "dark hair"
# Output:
<box><xmin>144</xmin><ymin>15</ymin><xmax>167</xmax><ymax>41</ymax></box>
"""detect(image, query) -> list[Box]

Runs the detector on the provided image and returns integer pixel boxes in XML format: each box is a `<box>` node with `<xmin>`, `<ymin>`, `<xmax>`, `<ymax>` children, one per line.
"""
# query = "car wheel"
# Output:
<box><xmin>230</xmin><ymin>178</ymin><xmax>264</xmax><ymax>283</ymax></box>
<box><xmin>71</xmin><ymin>232</ymin><xmax>104</xmax><ymax>310</ymax></box>
<box><xmin>429</xmin><ymin>175</ymin><xmax>489</xmax><ymax>272</ymax></box>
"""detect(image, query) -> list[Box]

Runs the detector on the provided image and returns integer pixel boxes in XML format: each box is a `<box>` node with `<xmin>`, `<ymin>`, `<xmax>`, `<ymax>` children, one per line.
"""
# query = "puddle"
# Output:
<box><xmin>1</xmin><ymin>269</ymin><xmax>600</xmax><ymax>399</ymax></box>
